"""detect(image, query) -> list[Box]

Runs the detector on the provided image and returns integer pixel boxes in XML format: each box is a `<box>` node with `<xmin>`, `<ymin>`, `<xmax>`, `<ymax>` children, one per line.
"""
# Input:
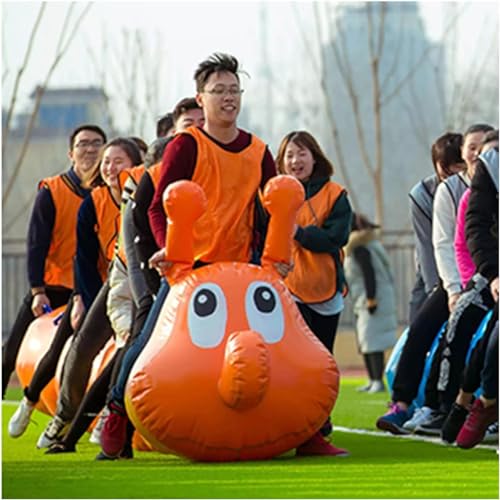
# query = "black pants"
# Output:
<box><xmin>296</xmin><ymin>302</ymin><xmax>340</xmax><ymax>354</ymax></box>
<box><xmin>363</xmin><ymin>352</ymin><xmax>385</xmax><ymax>381</ymax></box>
<box><xmin>55</xmin><ymin>282</ymin><xmax>113</xmax><ymax>422</ymax></box>
<box><xmin>24</xmin><ymin>293</ymin><xmax>80</xmax><ymax>403</ymax></box>
<box><xmin>61</xmin><ymin>293</ymin><xmax>154</xmax><ymax>448</ymax></box>
<box><xmin>2</xmin><ymin>286</ymin><xmax>71</xmax><ymax>397</ymax></box>
<box><xmin>462</xmin><ymin>304</ymin><xmax>498</xmax><ymax>395</ymax></box>
<box><xmin>392</xmin><ymin>285</ymin><xmax>448</xmax><ymax>405</ymax></box>
<box><xmin>61</xmin><ymin>347</ymin><xmax>124</xmax><ymax>448</ymax></box>
<box><xmin>481</xmin><ymin>320</ymin><xmax>498</xmax><ymax>399</ymax></box>
<box><xmin>424</xmin><ymin>284</ymin><xmax>493</xmax><ymax>413</ymax></box>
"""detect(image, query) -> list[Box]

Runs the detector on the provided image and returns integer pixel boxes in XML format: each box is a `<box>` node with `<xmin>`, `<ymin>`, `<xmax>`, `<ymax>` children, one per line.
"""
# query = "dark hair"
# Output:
<box><xmin>84</xmin><ymin>137</ymin><xmax>142</xmax><ymax>189</ymax></box>
<box><xmin>431</xmin><ymin>132</ymin><xmax>464</xmax><ymax>177</ymax></box>
<box><xmin>129</xmin><ymin>136</ymin><xmax>148</xmax><ymax>156</ymax></box>
<box><xmin>156</xmin><ymin>113</ymin><xmax>174</xmax><ymax>138</ymax></box>
<box><xmin>194</xmin><ymin>53</ymin><xmax>241</xmax><ymax>92</ymax></box>
<box><xmin>69</xmin><ymin>124</ymin><xmax>107</xmax><ymax>149</ymax></box>
<box><xmin>462</xmin><ymin>123</ymin><xmax>494</xmax><ymax>144</ymax></box>
<box><xmin>481</xmin><ymin>129</ymin><xmax>499</xmax><ymax>147</ymax></box>
<box><xmin>275</xmin><ymin>131</ymin><xmax>334</xmax><ymax>179</ymax></box>
<box><xmin>351</xmin><ymin>212</ymin><xmax>380</xmax><ymax>231</ymax></box>
<box><xmin>172</xmin><ymin>97</ymin><xmax>201</xmax><ymax>125</ymax></box>
<box><xmin>144</xmin><ymin>137</ymin><xmax>170</xmax><ymax>168</ymax></box>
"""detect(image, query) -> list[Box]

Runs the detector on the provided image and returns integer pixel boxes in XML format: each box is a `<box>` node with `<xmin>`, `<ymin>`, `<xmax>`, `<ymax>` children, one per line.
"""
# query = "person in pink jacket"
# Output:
<box><xmin>454</xmin><ymin>189</ymin><xmax>475</xmax><ymax>288</ymax></box>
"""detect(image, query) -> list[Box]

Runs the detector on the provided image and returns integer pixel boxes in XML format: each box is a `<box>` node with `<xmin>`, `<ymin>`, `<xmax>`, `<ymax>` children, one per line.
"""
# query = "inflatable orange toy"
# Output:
<box><xmin>124</xmin><ymin>175</ymin><xmax>340</xmax><ymax>461</ymax></box>
<box><xmin>16</xmin><ymin>307</ymin><xmax>117</xmax><ymax>419</ymax></box>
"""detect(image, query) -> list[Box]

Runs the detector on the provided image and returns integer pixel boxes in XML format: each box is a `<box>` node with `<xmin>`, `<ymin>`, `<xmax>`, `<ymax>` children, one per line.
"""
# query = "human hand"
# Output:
<box><xmin>366</xmin><ymin>298</ymin><xmax>378</xmax><ymax>315</ymax></box>
<box><xmin>448</xmin><ymin>292</ymin><xmax>460</xmax><ymax>312</ymax></box>
<box><xmin>490</xmin><ymin>277</ymin><xmax>499</xmax><ymax>302</ymax></box>
<box><xmin>148</xmin><ymin>248</ymin><xmax>172</xmax><ymax>275</ymax></box>
<box><xmin>273</xmin><ymin>261</ymin><xmax>294</xmax><ymax>279</ymax></box>
<box><xmin>70</xmin><ymin>294</ymin><xmax>85</xmax><ymax>330</ymax></box>
<box><xmin>31</xmin><ymin>292</ymin><xmax>51</xmax><ymax>317</ymax></box>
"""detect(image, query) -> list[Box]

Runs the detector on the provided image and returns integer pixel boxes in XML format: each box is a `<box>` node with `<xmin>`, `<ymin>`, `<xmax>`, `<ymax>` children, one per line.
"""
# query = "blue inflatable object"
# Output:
<box><xmin>385</xmin><ymin>322</ymin><xmax>446</xmax><ymax>410</ymax></box>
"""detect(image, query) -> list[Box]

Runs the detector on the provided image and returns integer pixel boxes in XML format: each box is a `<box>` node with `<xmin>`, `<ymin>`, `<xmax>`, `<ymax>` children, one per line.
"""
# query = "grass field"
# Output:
<box><xmin>2</xmin><ymin>378</ymin><xmax>498</xmax><ymax>499</ymax></box>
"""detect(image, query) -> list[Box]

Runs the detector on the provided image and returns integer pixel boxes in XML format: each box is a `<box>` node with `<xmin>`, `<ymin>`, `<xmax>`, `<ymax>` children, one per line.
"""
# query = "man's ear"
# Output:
<box><xmin>195</xmin><ymin>93</ymin><xmax>204</xmax><ymax>108</ymax></box>
<box><xmin>67</xmin><ymin>148</ymin><xmax>74</xmax><ymax>163</ymax></box>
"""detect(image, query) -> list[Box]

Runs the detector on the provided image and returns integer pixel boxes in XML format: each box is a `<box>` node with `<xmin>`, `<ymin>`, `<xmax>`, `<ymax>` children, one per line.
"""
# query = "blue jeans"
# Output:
<box><xmin>110</xmin><ymin>279</ymin><xmax>170</xmax><ymax>404</ymax></box>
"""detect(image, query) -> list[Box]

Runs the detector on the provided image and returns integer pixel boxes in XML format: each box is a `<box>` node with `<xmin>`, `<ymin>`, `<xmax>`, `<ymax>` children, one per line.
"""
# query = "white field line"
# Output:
<box><xmin>3</xmin><ymin>400</ymin><xmax>497</xmax><ymax>452</ymax></box>
<box><xmin>334</xmin><ymin>425</ymin><xmax>498</xmax><ymax>451</ymax></box>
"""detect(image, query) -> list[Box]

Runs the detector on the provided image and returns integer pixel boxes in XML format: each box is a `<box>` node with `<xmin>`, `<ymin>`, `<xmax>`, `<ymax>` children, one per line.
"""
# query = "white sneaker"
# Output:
<box><xmin>482</xmin><ymin>421</ymin><xmax>499</xmax><ymax>443</ymax></box>
<box><xmin>36</xmin><ymin>415</ymin><xmax>69</xmax><ymax>449</ymax></box>
<box><xmin>89</xmin><ymin>407</ymin><xmax>110</xmax><ymax>445</ymax></box>
<box><xmin>8</xmin><ymin>397</ymin><xmax>35</xmax><ymax>438</ymax></box>
<box><xmin>402</xmin><ymin>406</ymin><xmax>433</xmax><ymax>432</ymax></box>
<box><xmin>368</xmin><ymin>380</ymin><xmax>386</xmax><ymax>393</ymax></box>
<box><xmin>356</xmin><ymin>381</ymin><xmax>373</xmax><ymax>392</ymax></box>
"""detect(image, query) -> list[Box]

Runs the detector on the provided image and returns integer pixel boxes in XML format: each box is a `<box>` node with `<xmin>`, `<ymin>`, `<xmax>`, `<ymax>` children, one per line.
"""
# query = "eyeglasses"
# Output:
<box><xmin>204</xmin><ymin>86</ymin><xmax>244</xmax><ymax>97</ymax></box>
<box><xmin>74</xmin><ymin>140</ymin><xmax>104</xmax><ymax>149</ymax></box>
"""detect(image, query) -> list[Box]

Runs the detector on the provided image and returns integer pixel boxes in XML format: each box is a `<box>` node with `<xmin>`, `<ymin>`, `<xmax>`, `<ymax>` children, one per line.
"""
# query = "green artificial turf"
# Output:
<box><xmin>2</xmin><ymin>378</ymin><xmax>498</xmax><ymax>499</ymax></box>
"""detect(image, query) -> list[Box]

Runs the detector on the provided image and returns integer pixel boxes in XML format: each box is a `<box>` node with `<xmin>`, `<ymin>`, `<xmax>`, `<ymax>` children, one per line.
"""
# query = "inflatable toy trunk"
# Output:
<box><xmin>125</xmin><ymin>176</ymin><xmax>340</xmax><ymax>461</ymax></box>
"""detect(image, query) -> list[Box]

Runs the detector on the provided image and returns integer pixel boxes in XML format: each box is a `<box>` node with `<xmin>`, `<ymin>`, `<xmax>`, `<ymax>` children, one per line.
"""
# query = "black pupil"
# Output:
<box><xmin>254</xmin><ymin>286</ymin><xmax>275</xmax><ymax>313</ymax></box>
<box><xmin>194</xmin><ymin>289</ymin><xmax>216</xmax><ymax>317</ymax></box>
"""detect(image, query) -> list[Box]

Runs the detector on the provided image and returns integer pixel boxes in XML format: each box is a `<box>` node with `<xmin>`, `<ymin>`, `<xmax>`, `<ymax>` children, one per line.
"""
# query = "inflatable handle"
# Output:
<box><xmin>262</xmin><ymin>175</ymin><xmax>304</xmax><ymax>264</ymax></box>
<box><xmin>163</xmin><ymin>180</ymin><xmax>207</xmax><ymax>265</ymax></box>
<box><xmin>42</xmin><ymin>304</ymin><xmax>52</xmax><ymax>314</ymax></box>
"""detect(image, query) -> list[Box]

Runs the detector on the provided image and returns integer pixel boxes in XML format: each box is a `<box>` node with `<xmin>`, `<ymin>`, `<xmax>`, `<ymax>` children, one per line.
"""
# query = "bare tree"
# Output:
<box><xmin>295</xmin><ymin>1</ymin><xmax>470</xmax><ymax>227</ymax></box>
<box><xmin>2</xmin><ymin>2</ymin><xmax>93</xmax><ymax>211</ymax></box>
<box><xmin>83</xmin><ymin>27</ymin><xmax>165</xmax><ymax>138</ymax></box>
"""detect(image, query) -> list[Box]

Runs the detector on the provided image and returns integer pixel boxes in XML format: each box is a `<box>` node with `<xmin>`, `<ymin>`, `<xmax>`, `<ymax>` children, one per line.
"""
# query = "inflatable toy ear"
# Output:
<box><xmin>162</xmin><ymin>180</ymin><xmax>207</xmax><ymax>282</ymax></box>
<box><xmin>261</xmin><ymin>175</ymin><xmax>304</xmax><ymax>267</ymax></box>
<box><xmin>125</xmin><ymin>175</ymin><xmax>339</xmax><ymax>462</ymax></box>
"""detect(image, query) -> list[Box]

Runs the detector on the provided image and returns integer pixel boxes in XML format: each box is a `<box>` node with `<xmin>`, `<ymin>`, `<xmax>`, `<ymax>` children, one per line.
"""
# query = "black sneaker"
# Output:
<box><xmin>45</xmin><ymin>442</ymin><xmax>76</xmax><ymax>454</ymax></box>
<box><xmin>320</xmin><ymin>416</ymin><xmax>332</xmax><ymax>437</ymax></box>
<box><xmin>415</xmin><ymin>410</ymin><xmax>447</xmax><ymax>435</ymax></box>
<box><xmin>441</xmin><ymin>403</ymin><xmax>469</xmax><ymax>444</ymax></box>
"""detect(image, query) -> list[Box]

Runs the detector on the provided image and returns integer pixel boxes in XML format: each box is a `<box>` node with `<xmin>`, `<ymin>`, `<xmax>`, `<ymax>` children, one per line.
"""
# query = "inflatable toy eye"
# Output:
<box><xmin>245</xmin><ymin>281</ymin><xmax>284</xmax><ymax>344</ymax></box>
<box><xmin>188</xmin><ymin>283</ymin><xmax>227</xmax><ymax>348</ymax></box>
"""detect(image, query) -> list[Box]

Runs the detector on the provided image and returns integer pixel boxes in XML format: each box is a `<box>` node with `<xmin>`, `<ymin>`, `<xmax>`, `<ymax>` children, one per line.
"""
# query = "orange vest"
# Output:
<box><xmin>147</xmin><ymin>162</ymin><xmax>162</xmax><ymax>190</ymax></box>
<box><xmin>39</xmin><ymin>174</ymin><xmax>86</xmax><ymax>289</ymax></box>
<box><xmin>115</xmin><ymin>165</ymin><xmax>146</xmax><ymax>267</ymax></box>
<box><xmin>285</xmin><ymin>181</ymin><xmax>345</xmax><ymax>303</ymax></box>
<box><xmin>185</xmin><ymin>127</ymin><xmax>266</xmax><ymax>263</ymax></box>
<box><xmin>90</xmin><ymin>186</ymin><xmax>121</xmax><ymax>281</ymax></box>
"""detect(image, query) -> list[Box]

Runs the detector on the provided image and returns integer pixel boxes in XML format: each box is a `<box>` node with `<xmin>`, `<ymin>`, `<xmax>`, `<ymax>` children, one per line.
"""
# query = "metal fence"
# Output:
<box><xmin>2</xmin><ymin>231</ymin><xmax>416</xmax><ymax>336</ymax></box>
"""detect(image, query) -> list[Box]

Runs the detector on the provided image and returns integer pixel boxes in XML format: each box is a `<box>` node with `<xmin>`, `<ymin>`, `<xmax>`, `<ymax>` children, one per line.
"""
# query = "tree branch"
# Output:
<box><xmin>2</xmin><ymin>2</ymin><xmax>93</xmax><ymax>206</ymax></box>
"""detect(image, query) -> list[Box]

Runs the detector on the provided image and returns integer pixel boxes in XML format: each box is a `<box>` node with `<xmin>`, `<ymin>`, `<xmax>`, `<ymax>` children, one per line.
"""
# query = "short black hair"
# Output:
<box><xmin>194</xmin><ymin>53</ymin><xmax>240</xmax><ymax>92</ymax></box>
<box><xmin>463</xmin><ymin>123</ymin><xmax>494</xmax><ymax>142</ymax></box>
<box><xmin>172</xmin><ymin>97</ymin><xmax>201</xmax><ymax>125</ymax></box>
<box><xmin>69</xmin><ymin>124</ymin><xmax>107</xmax><ymax>149</ymax></box>
<box><xmin>156</xmin><ymin>113</ymin><xmax>174</xmax><ymax>138</ymax></box>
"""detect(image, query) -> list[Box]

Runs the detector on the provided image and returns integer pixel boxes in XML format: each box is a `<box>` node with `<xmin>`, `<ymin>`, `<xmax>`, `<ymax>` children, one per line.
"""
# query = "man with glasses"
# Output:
<box><xmin>2</xmin><ymin>124</ymin><xmax>107</xmax><ymax>399</ymax></box>
<box><xmin>98</xmin><ymin>53</ymin><xmax>277</xmax><ymax>459</ymax></box>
